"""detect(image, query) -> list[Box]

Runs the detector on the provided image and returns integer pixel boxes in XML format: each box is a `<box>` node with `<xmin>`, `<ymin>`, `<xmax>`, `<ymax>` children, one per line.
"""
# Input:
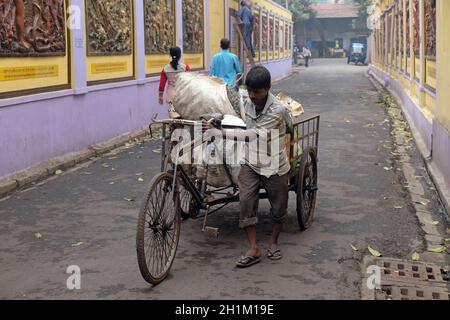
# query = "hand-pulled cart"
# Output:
<box><xmin>136</xmin><ymin>113</ymin><xmax>320</xmax><ymax>285</ymax></box>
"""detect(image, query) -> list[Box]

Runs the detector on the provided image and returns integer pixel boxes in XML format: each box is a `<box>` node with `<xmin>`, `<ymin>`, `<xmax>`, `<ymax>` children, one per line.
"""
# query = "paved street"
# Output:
<box><xmin>0</xmin><ymin>59</ymin><xmax>448</xmax><ymax>299</ymax></box>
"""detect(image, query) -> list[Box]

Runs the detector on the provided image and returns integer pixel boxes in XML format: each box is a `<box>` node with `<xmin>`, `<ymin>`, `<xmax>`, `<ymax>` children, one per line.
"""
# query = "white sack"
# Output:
<box><xmin>173</xmin><ymin>73</ymin><xmax>237</xmax><ymax>120</ymax></box>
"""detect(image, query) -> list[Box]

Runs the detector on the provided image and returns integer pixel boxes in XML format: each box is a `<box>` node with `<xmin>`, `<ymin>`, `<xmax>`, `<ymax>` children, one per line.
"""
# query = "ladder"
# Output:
<box><xmin>236</xmin><ymin>19</ymin><xmax>256</xmax><ymax>67</ymax></box>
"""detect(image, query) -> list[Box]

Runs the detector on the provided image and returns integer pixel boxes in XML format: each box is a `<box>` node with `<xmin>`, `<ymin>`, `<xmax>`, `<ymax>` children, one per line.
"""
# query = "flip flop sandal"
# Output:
<box><xmin>236</xmin><ymin>255</ymin><xmax>261</xmax><ymax>268</ymax></box>
<box><xmin>267</xmin><ymin>248</ymin><xmax>282</xmax><ymax>260</ymax></box>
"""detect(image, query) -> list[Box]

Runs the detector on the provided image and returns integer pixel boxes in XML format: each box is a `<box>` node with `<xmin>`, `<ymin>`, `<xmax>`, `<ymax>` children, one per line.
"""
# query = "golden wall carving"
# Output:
<box><xmin>86</xmin><ymin>0</ymin><xmax>132</xmax><ymax>56</ymax></box>
<box><xmin>406</xmin><ymin>0</ymin><xmax>410</xmax><ymax>56</ymax></box>
<box><xmin>269</xmin><ymin>17</ymin><xmax>273</xmax><ymax>50</ymax></box>
<box><xmin>144</xmin><ymin>0</ymin><xmax>176</xmax><ymax>55</ymax></box>
<box><xmin>182</xmin><ymin>0</ymin><xmax>204</xmax><ymax>53</ymax></box>
<box><xmin>0</xmin><ymin>0</ymin><xmax>66</xmax><ymax>57</ymax></box>
<box><xmin>424</xmin><ymin>0</ymin><xmax>436</xmax><ymax>57</ymax></box>
<box><xmin>262</xmin><ymin>14</ymin><xmax>267</xmax><ymax>51</ymax></box>
<box><xmin>253</xmin><ymin>11</ymin><xmax>259</xmax><ymax>50</ymax></box>
<box><xmin>412</xmin><ymin>0</ymin><xmax>419</xmax><ymax>56</ymax></box>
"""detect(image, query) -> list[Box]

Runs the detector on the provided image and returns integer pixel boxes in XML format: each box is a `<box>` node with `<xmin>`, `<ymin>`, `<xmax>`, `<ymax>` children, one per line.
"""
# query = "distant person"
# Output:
<box><xmin>302</xmin><ymin>45</ymin><xmax>312</xmax><ymax>68</ymax></box>
<box><xmin>210</xmin><ymin>38</ymin><xmax>242</xmax><ymax>86</ymax></box>
<box><xmin>236</xmin><ymin>0</ymin><xmax>255</xmax><ymax>58</ymax></box>
<box><xmin>158</xmin><ymin>47</ymin><xmax>191</xmax><ymax>119</ymax></box>
<box><xmin>293</xmin><ymin>45</ymin><xmax>300</xmax><ymax>65</ymax></box>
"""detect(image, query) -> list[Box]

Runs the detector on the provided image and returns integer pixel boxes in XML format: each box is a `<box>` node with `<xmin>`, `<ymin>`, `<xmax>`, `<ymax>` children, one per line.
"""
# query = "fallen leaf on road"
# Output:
<box><xmin>394</xmin><ymin>205</ymin><xmax>403</xmax><ymax>209</ymax></box>
<box><xmin>124</xmin><ymin>197</ymin><xmax>136</xmax><ymax>202</ymax></box>
<box><xmin>384</xmin><ymin>167</ymin><xmax>393</xmax><ymax>171</ymax></box>
<box><xmin>102</xmin><ymin>163</ymin><xmax>110</xmax><ymax>168</ymax></box>
<box><xmin>109</xmin><ymin>182</ymin><xmax>115</xmax><ymax>185</ymax></box>
<box><xmin>363</xmin><ymin>123</ymin><xmax>374</xmax><ymax>128</ymax></box>
<box><xmin>368</xmin><ymin>245</ymin><xmax>381</xmax><ymax>257</ymax></box>
<box><xmin>138</xmin><ymin>177</ymin><xmax>144</xmax><ymax>182</ymax></box>
<box><xmin>83</xmin><ymin>172</ymin><xmax>92</xmax><ymax>175</ymax></box>
<box><xmin>423</xmin><ymin>218</ymin><xmax>439</xmax><ymax>226</ymax></box>
<box><xmin>350</xmin><ymin>244</ymin><xmax>358</xmax><ymax>251</ymax></box>
<box><xmin>383</xmin><ymin>197</ymin><xmax>389</xmax><ymax>200</ymax></box>
<box><xmin>35</xmin><ymin>232</ymin><xmax>43</xmax><ymax>239</ymax></box>
<box><xmin>55</xmin><ymin>170</ymin><xmax>63</xmax><ymax>175</ymax></box>
<box><xmin>411</xmin><ymin>252</ymin><xmax>420</xmax><ymax>261</ymax></box>
<box><xmin>153</xmin><ymin>149</ymin><xmax>161</xmax><ymax>154</ymax></box>
<box><xmin>427</xmin><ymin>246</ymin><xmax>445</xmax><ymax>254</ymax></box>
<box><xmin>108</xmin><ymin>156</ymin><xmax>117</xmax><ymax>160</ymax></box>
<box><xmin>415</xmin><ymin>200</ymin><xmax>429</xmax><ymax>206</ymax></box>
<box><xmin>72</xmin><ymin>242</ymin><xmax>84</xmax><ymax>247</ymax></box>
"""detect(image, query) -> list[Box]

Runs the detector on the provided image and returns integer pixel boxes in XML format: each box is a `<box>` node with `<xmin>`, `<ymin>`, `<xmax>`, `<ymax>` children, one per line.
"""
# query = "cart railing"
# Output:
<box><xmin>289</xmin><ymin>114</ymin><xmax>320</xmax><ymax>167</ymax></box>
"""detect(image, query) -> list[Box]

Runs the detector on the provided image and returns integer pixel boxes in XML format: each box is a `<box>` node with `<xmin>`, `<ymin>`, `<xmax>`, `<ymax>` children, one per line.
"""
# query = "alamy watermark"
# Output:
<box><xmin>169</xmin><ymin>125</ymin><xmax>283</xmax><ymax>172</ymax></box>
<box><xmin>366</xmin><ymin>265</ymin><xmax>381</xmax><ymax>290</ymax></box>
<box><xmin>66</xmin><ymin>265</ymin><xmax>81</xmax><ymax>290</ymax></box>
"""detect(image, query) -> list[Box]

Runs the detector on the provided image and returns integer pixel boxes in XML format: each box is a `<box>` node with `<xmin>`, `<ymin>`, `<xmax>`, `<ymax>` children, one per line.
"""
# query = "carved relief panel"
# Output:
<box><xmin>412</xmin><ymin>0</ymin><xmax>419</xmax><ymax>56</ymax></box>
<box><xmin>269</xmin><ymin>16</ymin><xmax>274</xmax><ymax>51</ymax></box>
<box><xmin>405</xmin><ymin>0</ymin><xmax>410</xmax><ymax>57</ymax></box>
<box><xmin>0</xmin><ymin>0</ymin><xmax>66</xmax><ymax>57</ymax></box>
<box><xmin>86</xmin><ymin>0</ymin><xmax>132</xmax><ymax>56</ymax></box>
<box><xmin>253</xmin><ymin>10</ymin><xmax>259</xmax><ymax>52</ymax></box>
<box><xmin>275</xmin><ymin>19</ymin><xmax>279</xmax><ymax>49</ymax></box>
<box><xmin>424</xmin><ymin>0</ymin><xmax>436</xmax><ymax>57</ymax></box>
<box><xmin>182</xmin><ymin>0</ymin><xmax>204</xmax><ymax>53</ymax></box>
<box><xmin>262</xmin><ymin>14</ymin><xmax>267</xmax><ymax>52</ymax></box>
<box><xmin>144</xmin><ymin>0</ymin><xmax>176</xmax><ymax>55</ymax></box>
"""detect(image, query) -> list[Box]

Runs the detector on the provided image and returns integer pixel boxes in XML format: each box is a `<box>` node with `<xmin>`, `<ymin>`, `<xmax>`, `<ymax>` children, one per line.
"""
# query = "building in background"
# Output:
<box><xmin>305</xmin><ymin>3</ymin><xmax>369</xmax><ymax>58</ymax></box>
<box><xmin>0</xmin><ymin>0</ymin><xmax>292</xmax><ymax>182</ymax></box>
<box><xmin>369</xmin><ymin>0</ymin><xmax>450</xmax><ymax>211</ymax></box>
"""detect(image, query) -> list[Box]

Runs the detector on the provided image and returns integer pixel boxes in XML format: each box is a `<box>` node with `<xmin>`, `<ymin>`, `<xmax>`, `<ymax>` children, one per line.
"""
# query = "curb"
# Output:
<box><xmin>0</xmin><ymin>127</ymin><xmax>150</xmax><ymax>199</ymax></box>
<box><xmin>367</xmin><ymin>70</ymin><xmax>450</xmax><ymax>219</ymax></box>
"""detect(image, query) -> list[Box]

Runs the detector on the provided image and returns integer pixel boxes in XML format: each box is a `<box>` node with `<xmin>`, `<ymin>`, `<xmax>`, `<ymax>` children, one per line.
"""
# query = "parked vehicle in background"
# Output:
<box><xmin>347</xmin><ymin>43</ymin><xmax>367</xmax><ymax>65</ymax></box>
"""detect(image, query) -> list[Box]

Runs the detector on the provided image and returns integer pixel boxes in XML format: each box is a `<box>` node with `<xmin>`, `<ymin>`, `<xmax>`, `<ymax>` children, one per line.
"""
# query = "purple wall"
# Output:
<box><xmin>0</xmin><ymin>80</ymin><xmax>163</xmax><ymax>178</ymax></box>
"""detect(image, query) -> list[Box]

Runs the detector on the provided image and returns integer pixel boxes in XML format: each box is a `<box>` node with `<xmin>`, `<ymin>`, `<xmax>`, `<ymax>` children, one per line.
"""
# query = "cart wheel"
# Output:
<box><xmin>136</xmin><ymin>172</ymin><xmax>181</xmax><ymax>285</ymax></box>
<box><xmin>296</xmin><ymin>147</ymin><xmax>318</xmax><ymax>230</ymax></box>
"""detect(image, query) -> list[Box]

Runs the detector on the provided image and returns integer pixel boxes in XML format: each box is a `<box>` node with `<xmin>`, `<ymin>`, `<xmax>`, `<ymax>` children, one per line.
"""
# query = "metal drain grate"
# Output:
<box><xmin>376</xmin><ymin>257</ymin><xmax>450</xmax><ymax>284</ymax></box>
<box><xmin>377</xmin><ymin>283</ymin><xmax>450</xmax><ymax>300</ymax></box>
<box><xmin>362</xmin><ymin>256</ymin><xmax>450</xmax><ymax>300</ymax></box>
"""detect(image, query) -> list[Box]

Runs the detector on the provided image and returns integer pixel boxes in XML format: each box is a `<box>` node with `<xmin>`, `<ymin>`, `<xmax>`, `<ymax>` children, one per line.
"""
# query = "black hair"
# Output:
<box><xmin>241</xmin><ymin>1</ymin><xmax>246</xmax><ymax>6</ymax></box>
<box><xmin>169</xmin><ymin>47</ymin><xmax>181</xmax><ymax>70</ymax></box>
<box><xmin>245</xmin><ymin>65</ymin><xmax>271</xmax><ymax>90</ymax></box>
<box><xmin>220</xmin><ymin>38</ymin><xmax>230</xmax><ymax>50</ymax></box>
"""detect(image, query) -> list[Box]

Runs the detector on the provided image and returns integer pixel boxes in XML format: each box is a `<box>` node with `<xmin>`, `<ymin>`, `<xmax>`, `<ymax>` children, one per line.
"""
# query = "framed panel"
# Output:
<box><xmin>424</xmin><ymin>0</ymin><xmax>436</xmax><ymax>89</ymax></box>
<box><xmin>269</xmin><ymin>15</ymin><xmax>274</xmax><ymax>60</ymax></box>
<box><xmin>0</xmin><ymin>0</ymin><xmax>70</xmax><ymax>97</ymax></box>
<box><xmin>85</xmin><ymin>0</ymin><xmax>134</xmax><ymax>84</ymax></box>
<box><xmin>412</xmin><ymin>0</ymin><xmax>420</xmax><ymax>80</ymax></box>
<box><xmin>274</xmin><ymin>18</ymin><xmax>279</xmax><ymax>59</ymax></box>
<box><xmin>183</xmin><ymin>0</ymin><xmax>205</xmax><ymax>69</ymax></box>
<box><xmin>86</xmin><ymin>0</ymin><xmax>133</xmax><ymax>56</ymax></box>
<box><xmin>405</xmin><ymin>0</ymin><xmax>411</xmax><ymax>74</ymax></box>
<box><xmin>253</xmin><ymin>7</ymin><xmax>260</xmax><ymax>62</ymax></box>
<box><xmin>261</xmin><ymin>11</ymin><xmax>268</xmax><ymax>61</ymax></box>
<box><xmin>144</xmin><ymin>0</ymin><xmax>177</xmax><ymax>76</ymax></box>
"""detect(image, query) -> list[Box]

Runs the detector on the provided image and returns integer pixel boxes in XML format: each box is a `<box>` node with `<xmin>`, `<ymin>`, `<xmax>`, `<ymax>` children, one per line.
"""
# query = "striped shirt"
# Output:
<box><xmin>244</xmin><ymin>93</ymin><xmax>291</xmax><ymax>177</ymax></box>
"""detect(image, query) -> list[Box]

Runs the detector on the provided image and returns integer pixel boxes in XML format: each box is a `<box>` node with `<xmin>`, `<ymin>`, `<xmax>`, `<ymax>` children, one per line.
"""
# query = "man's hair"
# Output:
<box><xmin>245</xmin><ymin>66</ymin><xmax>271</xmax><ymax>90</ymax></box>
<box><xmin>241</xmin><ymin>1</ymin><xmax>246</xmax><ymax>6</ymax></box>
<box><xmin>220</xmin><ymin>38</ymin><xmax>230</xmax><ymax>50</ymax></box>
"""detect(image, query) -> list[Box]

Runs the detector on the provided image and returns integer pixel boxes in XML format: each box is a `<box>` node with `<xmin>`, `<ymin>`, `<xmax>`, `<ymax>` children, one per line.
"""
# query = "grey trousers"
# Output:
<box><xmin>238</xmin><ymin>164</ymin><xmax>289</xmax><ymax>228</ymax></box>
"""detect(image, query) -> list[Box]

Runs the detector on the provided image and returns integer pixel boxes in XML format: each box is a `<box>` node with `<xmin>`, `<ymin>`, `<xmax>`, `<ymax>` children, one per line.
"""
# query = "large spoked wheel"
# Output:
<box><xmin>136</xmin><ymin>172</ymin><xmax>181</xmax><ymax>285</ymax></box>
<box><xmin>296</xmin><ymin>147</ymin><xmax>318</xmax><ymax>230</ymax></box>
